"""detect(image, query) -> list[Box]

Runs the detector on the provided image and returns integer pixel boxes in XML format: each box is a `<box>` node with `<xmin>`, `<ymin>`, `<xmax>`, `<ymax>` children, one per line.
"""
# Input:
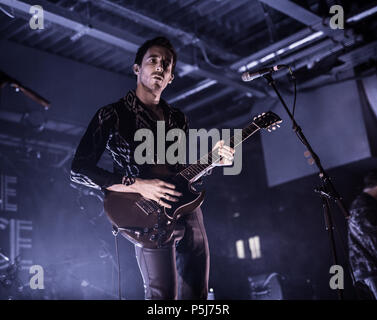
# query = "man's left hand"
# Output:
<box><xmin>213</xmin><ymin>140</ymin><xmax>235</xmax><ymax>166</ymax></box>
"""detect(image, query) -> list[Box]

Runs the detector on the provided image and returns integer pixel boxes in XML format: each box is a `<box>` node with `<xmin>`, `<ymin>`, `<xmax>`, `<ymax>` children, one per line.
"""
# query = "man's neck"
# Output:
<box><xmin>135</xmin><ymin>86</ymin><xmax>161</xmax><ymax>108</ymax></box>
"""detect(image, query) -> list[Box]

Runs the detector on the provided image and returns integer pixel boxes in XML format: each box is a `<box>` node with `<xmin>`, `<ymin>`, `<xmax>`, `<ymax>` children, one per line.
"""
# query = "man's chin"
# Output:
<box><xmin>141</xmin><ymin>80</ymin><xmax>165</xmax><ymax>93</ymax></box>
<box><xmin>150</xmin><ymin>82</ymin><xmax>164</xmax><ymax>90</ymax></box>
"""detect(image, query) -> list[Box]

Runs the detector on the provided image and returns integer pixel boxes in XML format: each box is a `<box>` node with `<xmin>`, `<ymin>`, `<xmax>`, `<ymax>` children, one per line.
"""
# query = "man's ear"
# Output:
<box><xmin>133</xmin><ymin>64</ymin><xmax>140</xmax><ymax>76</ymax></box>
<box><xmin>169</xmin><ymin>74</ymin><xmax>174</xmax><ymax>84</ymax></box>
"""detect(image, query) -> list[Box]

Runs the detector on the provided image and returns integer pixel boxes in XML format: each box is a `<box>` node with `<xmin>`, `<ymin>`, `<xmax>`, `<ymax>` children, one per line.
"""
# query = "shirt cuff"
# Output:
<box><xmin>121</xmin><ymin>176</ymin><xmax>136</xmax><ymax>186</ymax></box>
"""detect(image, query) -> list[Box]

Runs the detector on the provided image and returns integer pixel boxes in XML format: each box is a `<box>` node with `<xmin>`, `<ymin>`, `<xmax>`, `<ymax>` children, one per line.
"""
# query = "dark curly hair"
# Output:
<box><xmin>364</xmin><ymin>169</ymin><xmax>377</xmax><ymax>188</ymax></box>
<box><xmin>134</xmin><ymin>37</ymin><xmax>177</xmax><ymax>73</ymax></box>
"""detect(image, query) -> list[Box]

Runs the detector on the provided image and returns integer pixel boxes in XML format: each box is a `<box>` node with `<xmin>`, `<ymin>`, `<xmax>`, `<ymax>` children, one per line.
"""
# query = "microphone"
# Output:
<box><xmin>241</xmin><ymin>65</ymin><xmax>287</xmax><ymax>82</ymax></box>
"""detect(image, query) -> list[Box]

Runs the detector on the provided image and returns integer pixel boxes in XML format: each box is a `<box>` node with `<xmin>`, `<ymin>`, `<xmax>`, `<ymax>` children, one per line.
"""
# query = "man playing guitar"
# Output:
<box><xmin>70</xmin><ymin>37</ymin><xmax>235</xmax><ymax>300</ymax></box>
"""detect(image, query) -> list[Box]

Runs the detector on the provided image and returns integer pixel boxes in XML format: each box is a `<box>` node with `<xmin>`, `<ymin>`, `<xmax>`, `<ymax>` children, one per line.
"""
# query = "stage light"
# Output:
<box><xmin>248</xmin><ymin>236</ymin><xmax>262</xmax><ymax>259</ymax></box>
<box><xmin>235</xmin><ymin>239</ymin><xmax>246</xmax><ymax>259</ymax></box>
<box><xmin>260</xmin><ymin>53</ymin><xmax>276</xmax><ymax>63</ymax></box>
<box><xmin>287</xmin><ymin>31</ymin><xmax>324</xmax><ymax>50</ymax></box>
<box><xmin>347</xmin><ymin>5</ymin><xmax>377</xmax><ymax>23</ymax></box>
<box><xmin>238</xmin><ymin>31</ymin><xmax>324</xmax><ymax>74</ymax></box>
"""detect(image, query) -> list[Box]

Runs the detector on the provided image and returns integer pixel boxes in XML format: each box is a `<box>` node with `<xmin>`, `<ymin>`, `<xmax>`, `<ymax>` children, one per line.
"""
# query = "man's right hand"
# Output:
<box><xmin>106</xmin><ymin>178</ymin><xmax>182</xmax><ymax>208</ymax></box>
<box><xmin>132</xmin><ymin>178</ymin><xmax>182</xmax><ymax>209</ymax></box>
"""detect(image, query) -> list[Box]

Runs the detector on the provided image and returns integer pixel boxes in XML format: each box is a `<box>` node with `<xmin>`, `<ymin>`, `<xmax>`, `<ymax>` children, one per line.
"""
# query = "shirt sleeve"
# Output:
<box><xmin>70</xmin><ymin>105</ymin><xmax>125</xmax><ymax>190</ymax></box>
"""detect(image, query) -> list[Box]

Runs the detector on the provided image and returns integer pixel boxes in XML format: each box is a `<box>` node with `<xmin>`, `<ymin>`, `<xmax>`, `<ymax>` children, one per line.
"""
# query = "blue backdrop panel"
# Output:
<box><xmin>261</xmin><ymin>80</ymin><xmax>371</xmax><ymax>187</ymax></box>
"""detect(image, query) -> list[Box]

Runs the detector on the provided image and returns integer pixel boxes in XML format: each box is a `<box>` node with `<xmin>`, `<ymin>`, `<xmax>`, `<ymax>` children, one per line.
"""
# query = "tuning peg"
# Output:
<box><xmin>267</xmin><ymin>128</ymin><xmax>271</xmax><ymax>132</ymax></box>
<box><xmin>277</xmin><ymin>124</ymin><xmax>280</xmax><ymax>128</ymax></box>
<box><xmin>253</xmin><ymin>116</ymin><xmax>257</xmax><ymax>120</ymax></box>
<box><xmin>258</xmin><ymin>114</ymin><xmax>261</xmax><ymax>118</ymax></box>
<box><xmin>262</xmin><ymin>112</ymin><xmax>265</xmax><ymax>116</ymax></box>
<box><xmin>272</xmin><ymin>126</ymin><xmax>276</xmax><ymax>131</ymax></box>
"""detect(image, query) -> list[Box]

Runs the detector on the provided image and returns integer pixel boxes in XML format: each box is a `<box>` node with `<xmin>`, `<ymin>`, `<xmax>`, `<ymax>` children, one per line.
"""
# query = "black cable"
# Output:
<box><xmin>287</xmin><ymin>66</ymin><xmax>303</xmax><ymax>144</ymax></box>
<box><xmin>290</xmin><ymin>69</ymin><xmax>297</xmax><ymax>118</ymax></box>
<box><xmin>113</xmin><ymin>227</ymin><xmax>122</xmax><ymax>300</ymax></box>
<box><xmin>333</xmin><ymin>225</ymin><xmax>358</xmax><ymax>285</ymax></box>
<box><xmin>287</xmin><ymin>66</ymin><xmax>305</xmax><ymax>144</ymax></box>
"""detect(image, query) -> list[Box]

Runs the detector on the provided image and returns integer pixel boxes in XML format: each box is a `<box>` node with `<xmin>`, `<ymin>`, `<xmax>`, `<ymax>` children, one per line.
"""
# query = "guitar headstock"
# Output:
<box><xmin>253</xmin><ymin>111</ymin><xmax>282</xmax><ymax>132</ymax></box>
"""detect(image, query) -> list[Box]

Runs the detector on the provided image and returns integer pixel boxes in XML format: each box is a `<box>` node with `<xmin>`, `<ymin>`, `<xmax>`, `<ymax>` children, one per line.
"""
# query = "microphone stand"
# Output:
<box><xmin>261</xmin><ymin>72</ymin><xmax>356</xmax><ymax>300</ymax></box>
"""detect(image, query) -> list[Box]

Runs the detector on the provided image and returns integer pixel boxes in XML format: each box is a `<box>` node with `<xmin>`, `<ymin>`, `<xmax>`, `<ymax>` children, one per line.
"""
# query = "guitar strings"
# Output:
<box><xmin>180</xmin><ymin>123</ymin><xmax>258</xmax><ymax>180</ymax></box>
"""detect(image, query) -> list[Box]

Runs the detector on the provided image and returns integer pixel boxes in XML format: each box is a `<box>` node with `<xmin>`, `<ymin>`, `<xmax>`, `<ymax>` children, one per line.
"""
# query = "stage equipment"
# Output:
<box><xmin>246</xmin><ymin>66</ymin><xmax>356</xmax><ymax>300</ymax></box>
<box><xmin>0</xmin><ymin>70</ymin><xmax>50</xmax><ymax>109</ymax></box>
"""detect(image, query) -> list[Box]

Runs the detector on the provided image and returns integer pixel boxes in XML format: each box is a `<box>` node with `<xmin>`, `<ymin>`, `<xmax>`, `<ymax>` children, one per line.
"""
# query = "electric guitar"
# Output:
<box><xmin>104</xmin><ymin>111</ymin><xmax>282</xmax><ymax>248</ymax></box>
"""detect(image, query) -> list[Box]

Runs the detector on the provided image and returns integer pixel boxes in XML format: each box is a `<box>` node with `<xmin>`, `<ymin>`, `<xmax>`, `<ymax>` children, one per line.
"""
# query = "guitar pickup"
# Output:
<box><xmin>136</xmin><ymin>198</ymin><xmax>159</xmax><ymax>215</ymax></box>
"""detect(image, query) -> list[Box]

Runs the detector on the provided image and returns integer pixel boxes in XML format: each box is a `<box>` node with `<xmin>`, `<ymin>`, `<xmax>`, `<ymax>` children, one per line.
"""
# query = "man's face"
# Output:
<box><xmin>134</xmin><ymin>45</ymin><xmax>174</xmax><ymax>94</ymax></box>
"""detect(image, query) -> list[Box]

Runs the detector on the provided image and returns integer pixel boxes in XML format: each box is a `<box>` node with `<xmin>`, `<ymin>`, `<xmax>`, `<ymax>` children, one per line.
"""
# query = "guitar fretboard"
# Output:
<box><xmin>180</xmin><ymin>122</ymin><xmax>260</xmax><ymax>181</ymax></box>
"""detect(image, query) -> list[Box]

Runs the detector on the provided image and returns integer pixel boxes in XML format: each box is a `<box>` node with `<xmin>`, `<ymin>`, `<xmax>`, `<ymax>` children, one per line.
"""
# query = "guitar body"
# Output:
<box><xmin>104</xmin><ymin>165</ymin><xmax>205</xmax><ymax>248</ymax></box>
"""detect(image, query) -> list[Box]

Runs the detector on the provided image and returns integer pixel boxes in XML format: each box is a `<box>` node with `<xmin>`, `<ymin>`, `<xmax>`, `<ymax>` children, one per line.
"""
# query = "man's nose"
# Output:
<box><xmin>155</xmin><ymin>62</ymin><xmax>163</xmax><ymax>72</ymax></box>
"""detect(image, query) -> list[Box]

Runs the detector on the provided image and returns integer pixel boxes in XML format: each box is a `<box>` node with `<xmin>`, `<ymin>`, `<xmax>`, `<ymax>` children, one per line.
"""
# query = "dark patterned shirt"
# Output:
<box><xmin>348</xmin><ymin>192</ymin><xmax>377</xmax><ymax>281</ymax></box>
<box><xmin>70</xmin><ymin>90</ymin><xmax>188</xmax><ymax>191</ymax></box>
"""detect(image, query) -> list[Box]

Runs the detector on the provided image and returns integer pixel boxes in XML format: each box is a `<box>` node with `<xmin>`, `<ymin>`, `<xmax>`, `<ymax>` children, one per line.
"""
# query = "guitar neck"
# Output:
<box><xmin>180</xmin><ymin>122</ymin><xmax>260</xmax><ymax>181</ymax></box>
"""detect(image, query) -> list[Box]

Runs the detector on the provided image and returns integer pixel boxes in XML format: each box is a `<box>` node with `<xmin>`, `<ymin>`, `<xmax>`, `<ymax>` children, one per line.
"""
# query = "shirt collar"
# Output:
<box><xmin>123</xmin><ymin>89</ymin><xmax>174</xmax><ymax>126</ymax></box>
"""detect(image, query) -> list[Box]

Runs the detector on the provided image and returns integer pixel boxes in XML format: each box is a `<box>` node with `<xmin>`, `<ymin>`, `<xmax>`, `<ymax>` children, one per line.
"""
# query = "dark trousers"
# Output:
<box><xmin>135</xmin><ymin>207</ymin><xmax>210</xmax><ymax>300</ymax></box>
